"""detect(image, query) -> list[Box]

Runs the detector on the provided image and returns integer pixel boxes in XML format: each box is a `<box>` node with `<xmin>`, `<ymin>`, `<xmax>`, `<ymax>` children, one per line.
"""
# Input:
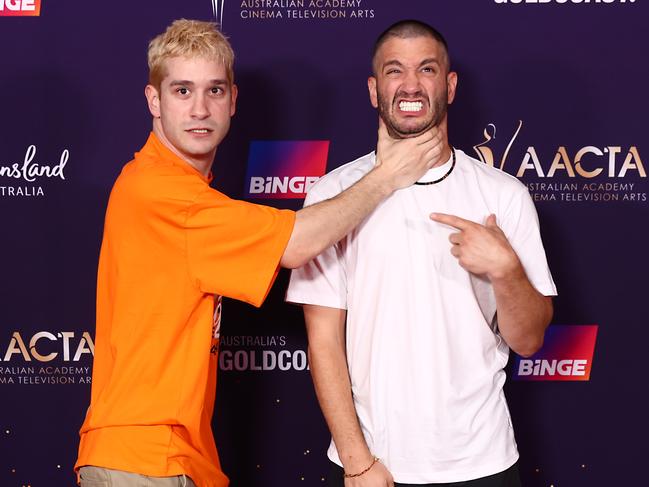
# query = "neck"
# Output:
<box><xmin>152</xmin><ymin>121</ymin><xmax>214</xmax><ymax>177</ymax></box>
<box><xmin>433</xmin><ymin>142</ymin><xmax>452</xmax><ymax>168</ymax></box>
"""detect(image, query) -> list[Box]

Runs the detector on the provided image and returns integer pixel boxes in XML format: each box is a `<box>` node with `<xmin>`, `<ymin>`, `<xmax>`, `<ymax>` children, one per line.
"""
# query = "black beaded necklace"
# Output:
<box><xmin>413</xmin><ymin>147</ymin><xmax>456</xmax><ymax>186</ymax></box>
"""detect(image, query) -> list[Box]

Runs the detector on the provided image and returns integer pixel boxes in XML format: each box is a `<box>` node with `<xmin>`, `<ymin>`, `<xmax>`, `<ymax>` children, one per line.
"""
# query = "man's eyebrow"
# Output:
<box><xmin>169</xmin><ymin>80</ymin><xmax>195</xmax><ymax>87</ymax></box>
<box><xmin>381</xmin><ymin>58</ymin><xmax>442</xmax><ymax>70</ymax></box>
<box><xmin>168</xmin><ymin>79</ymin><xmax>229</xmax><ymax>86</ymax></box>
<box><xmin>381</xmin><ymin>59</ymin><xmax>404</xmax><ymax>71</ymax></box>
<box><xmin>419</xmin><ymin>57</ymin><xmax>441</xmax><ymax>67</ymax></box>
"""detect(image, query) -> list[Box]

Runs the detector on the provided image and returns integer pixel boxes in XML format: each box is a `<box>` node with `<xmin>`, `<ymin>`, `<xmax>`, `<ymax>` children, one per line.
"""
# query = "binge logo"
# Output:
<box><xmin>244</xmin><ymin>141</ymin><xmax>329</xmax><ymax>199</ymax></box>
<box><xmin>0</xmin><ymin>0</ymin><xmax>41</xmax><ymax>16</ymax></box>
<box><xmin>514</xmin><ymin>325</ymin><xmax>598</xmax><ymax>381</ymax></box>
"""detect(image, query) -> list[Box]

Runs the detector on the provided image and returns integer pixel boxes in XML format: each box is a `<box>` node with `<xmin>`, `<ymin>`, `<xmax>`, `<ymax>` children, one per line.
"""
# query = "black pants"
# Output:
<box><xmin>328</xmin><ymin>461</ymin><xmax>522</xmax><ymax>487</ymax></box>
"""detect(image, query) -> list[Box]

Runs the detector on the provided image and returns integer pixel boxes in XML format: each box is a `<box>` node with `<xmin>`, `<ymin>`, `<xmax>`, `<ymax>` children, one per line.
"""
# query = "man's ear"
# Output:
<box><xmin>145</xmin><ymin>84</ymin><xmax>161</xmax><ymax>118</ymax></box>
<box><xmin>368</xmin><ymin>76</ymin><xmax>378</xmax><ymax>108</ymax></box>
<box><xmin>447</xmin><ymin>71</ymin><xmax>458</xmax><ymax>105</ymax></box>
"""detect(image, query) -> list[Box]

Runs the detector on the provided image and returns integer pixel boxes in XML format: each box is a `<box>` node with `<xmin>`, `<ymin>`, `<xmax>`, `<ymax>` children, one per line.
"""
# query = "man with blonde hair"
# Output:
<box><xmin>75</xmin><ymin>19</ymin><xmax>443</xmax><ymax>487</ymax></box>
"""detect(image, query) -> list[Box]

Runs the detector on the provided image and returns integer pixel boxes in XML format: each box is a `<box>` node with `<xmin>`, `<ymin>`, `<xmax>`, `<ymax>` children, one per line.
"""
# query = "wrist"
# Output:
<box><xmin>365</xmin><ymin>164</ymin><xmax>397</xmax><ymax>197</ymax></box>
<box><xmin>488</xmin><ymin>253</ymin><xmax>524</xmax><ymax>283</ymax></box>
<box><xmin>343</xmin><ymin>456</ymin><xmax>380</xmax><ymax>479</ymax></box>
<box><xmin>339</xmin><ymin>448</ymin><xmax>375</xmax><ymax>474</ymax></box>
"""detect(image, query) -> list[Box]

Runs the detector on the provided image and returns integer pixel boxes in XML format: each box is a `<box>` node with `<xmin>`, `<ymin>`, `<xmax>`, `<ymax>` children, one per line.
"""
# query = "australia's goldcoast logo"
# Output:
<box><xmin>0</xmin><ymin>0</ymin><xmax>41</xmax><ymax>16</ymax></box>
<box><xmin>0</xmin><ymin>145</ymin><xmax>69</xmax><ymax>197</ymax></box>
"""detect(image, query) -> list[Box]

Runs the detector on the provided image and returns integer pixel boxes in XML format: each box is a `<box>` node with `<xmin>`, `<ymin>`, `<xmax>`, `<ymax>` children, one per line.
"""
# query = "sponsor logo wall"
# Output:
<box><xmin>1</xmin><ymin>0</ymin><xmax>646</xmax><ymax>486</ymax></box>
<box><xmin>514</xmin><ymin>325</ymin><xmax>598</xmax><ymax>380</ymax></box>
<box><xmin>472</xmin><ymin>122</ymin><xmax>647</xmax><ymax>203</ymax></box>
<box><xmin>244</xmin><ymin>140</ymin><xmax>328</xmax><ymax>199</ymax></box>
<box><xmin>0</xmin><ymin>145</ymin><xmax>69</xmax><ymax>198</ymax></box>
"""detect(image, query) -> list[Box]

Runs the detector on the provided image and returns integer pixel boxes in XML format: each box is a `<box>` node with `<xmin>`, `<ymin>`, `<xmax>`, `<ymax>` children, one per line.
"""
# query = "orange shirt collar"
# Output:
<box><xmin>137</xmin><ymin>132</ymin><xmax>214</xmax><ymax>184</ymax></box>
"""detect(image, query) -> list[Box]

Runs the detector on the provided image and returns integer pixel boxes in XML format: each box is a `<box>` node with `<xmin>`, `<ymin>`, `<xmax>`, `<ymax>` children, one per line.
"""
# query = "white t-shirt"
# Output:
<box><xmin>286</xmin><ymin>149</ymin><xmax>557</xmax><ymax>483</ymax></box>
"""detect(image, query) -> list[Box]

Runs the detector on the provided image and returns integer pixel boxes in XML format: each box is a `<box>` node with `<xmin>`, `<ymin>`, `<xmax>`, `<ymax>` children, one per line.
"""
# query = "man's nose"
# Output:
<box><xmin>191</xmin><ymin>93</ymin><xmax>210</xmax><ymax>119</ymax></box>
<box><xmin>401</xmin><ymin>69</ymin><xmax>422</xmax><ymax>93</ymax></box>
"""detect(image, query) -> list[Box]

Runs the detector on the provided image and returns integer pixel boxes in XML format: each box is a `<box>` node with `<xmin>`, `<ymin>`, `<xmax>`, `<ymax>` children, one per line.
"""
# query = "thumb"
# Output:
<box><xmin>485</xmin><ymin>214</ymin><xmax>497</xmax><ymax>228</ymax></box>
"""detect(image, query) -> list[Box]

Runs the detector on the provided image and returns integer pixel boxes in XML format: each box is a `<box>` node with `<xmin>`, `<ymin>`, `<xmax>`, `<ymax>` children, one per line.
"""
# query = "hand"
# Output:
<box><xmin>344</xmin><ymin>459</ymin><xmax>394</xmax><ymax>487</ymax></box>
<box><xmin>430</xmin><ymin>213</ymin><xmax>522</xmax><ymax>280</ymax></box>
<box><xmin>374</xmin><ymin>118</ymin><xmax>444</xmax><ymax>192</ymax></box>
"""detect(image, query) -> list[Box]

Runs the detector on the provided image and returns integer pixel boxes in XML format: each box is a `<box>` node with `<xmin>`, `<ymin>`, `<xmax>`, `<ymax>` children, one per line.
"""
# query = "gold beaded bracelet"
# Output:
<box><xmin>343</xmin><ymin>456</ymin><xmax>380</xmax><ymax>478</ymax></box>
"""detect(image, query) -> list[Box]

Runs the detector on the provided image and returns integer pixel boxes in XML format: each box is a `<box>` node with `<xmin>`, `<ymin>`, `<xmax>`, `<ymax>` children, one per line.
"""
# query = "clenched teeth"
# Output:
<box><xmin>190</xmin><ymin>129</ymin><xmax>209</xmax><ymax>134</ymax></box>
<box><xmin>399</xmin><ymin>101</ymin><xmax>423</xmax><ymax>112</ymax></box>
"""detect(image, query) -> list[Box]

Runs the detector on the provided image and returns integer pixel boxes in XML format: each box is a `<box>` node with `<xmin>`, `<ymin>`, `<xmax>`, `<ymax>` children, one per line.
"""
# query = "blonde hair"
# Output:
<box><xmin>147</xmin><ymin>19</ymin><xmax>235</xmax><ymax>89</ymax></box>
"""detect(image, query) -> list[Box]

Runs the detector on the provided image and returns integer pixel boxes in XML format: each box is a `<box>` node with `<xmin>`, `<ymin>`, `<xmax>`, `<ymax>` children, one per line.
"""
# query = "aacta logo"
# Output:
<box><xmin>211</xmin><ymin>0</ymin><xmax>224</xmax><ymax>26</ymax></box>
<box><xmin>0</xmin><ymin>0</ymin><xmax>41</xmax><ymax>16</ymax></box>
<box><xmin>0</xmin><ymin>331</ymin><xmax>94</xmax><ymax>362</ymax></box>
<box><xmin>473</xmin><ymin>121</ymin><xmax>645</xmax><ymax>179</ymax></box>
<box><xmin>514</xmin><ymin>325</ymin><xmax>598</xmax><ymax>381</ymax></box>
<box><xmin>244</xmin><ymin>141</ymin><xmax>329</xmax><ymax>199</ymax></box>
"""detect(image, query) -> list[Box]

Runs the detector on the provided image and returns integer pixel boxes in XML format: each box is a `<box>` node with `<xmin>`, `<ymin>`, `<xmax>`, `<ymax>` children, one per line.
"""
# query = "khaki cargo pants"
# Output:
<box><xmin>79</xmin><ymin>466</ymin><xmax>197</xmax><ymax>487</ymax></box>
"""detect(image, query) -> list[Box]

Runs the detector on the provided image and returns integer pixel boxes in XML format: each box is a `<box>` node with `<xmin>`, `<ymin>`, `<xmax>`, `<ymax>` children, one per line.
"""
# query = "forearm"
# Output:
<box><xmin>309</xmin><ymin>343</ymin><xmax>374</xmax><ymax>471</ymax></box>
<box><xmin>491</xmin><ymin>264</ymin><xmax>553</xmax><ymax>357</ymax></box>
<box><xmin>304</xmin><ymin>306</ymin><xmax>374</xmax><ymax>472</ymax></box>
<box><xmin>281</xmin><ymin>168</ymin><xmax>392</xmax><ymax>268</ymax></box>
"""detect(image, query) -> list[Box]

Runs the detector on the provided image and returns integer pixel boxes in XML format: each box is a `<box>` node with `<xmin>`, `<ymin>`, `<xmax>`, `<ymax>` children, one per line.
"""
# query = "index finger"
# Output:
<box><xmin>430</xmin><ymin>212</ymin><xmax>477</xmax><ymax>230</ymax></box>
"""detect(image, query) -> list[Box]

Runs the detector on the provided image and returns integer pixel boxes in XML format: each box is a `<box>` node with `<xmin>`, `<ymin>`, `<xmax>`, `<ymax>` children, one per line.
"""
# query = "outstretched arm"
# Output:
<box><xmin>281</xmin><ymin>124</ymin><xmax>443</xmax><ymax>269</ymax></box>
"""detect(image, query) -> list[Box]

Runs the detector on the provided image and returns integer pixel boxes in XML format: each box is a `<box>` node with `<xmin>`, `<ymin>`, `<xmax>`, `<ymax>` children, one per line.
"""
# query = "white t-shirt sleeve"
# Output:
<box><xmin>285</xmin><ymin>184</ymin><xmax>348</xmax><ymax>310</ymax></box>
<box><xmin>499</xmin><ymin>185</ymin><xmax>557</xmax><ymax>296</ymax></box>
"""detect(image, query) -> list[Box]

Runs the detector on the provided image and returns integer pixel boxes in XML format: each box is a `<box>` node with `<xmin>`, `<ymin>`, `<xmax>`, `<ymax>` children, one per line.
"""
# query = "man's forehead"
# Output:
<box><xmin>375</xmin><ymin>36</ymin><xmax>444</xmax><ymax>64</ymax></box>
<box><xmin>163</xmin><ymin>55</ymin><xmax>226</xmax><ymax>69</ymax></box>
<box><xmin>161</xmin><ymin>56</ymin><xmax>229</xmax><ymax>83</ymax></box>
<box><xmin>377</xmin><ymin>36</ymin><xmax>443</xmax><ymax>56</ymax></box>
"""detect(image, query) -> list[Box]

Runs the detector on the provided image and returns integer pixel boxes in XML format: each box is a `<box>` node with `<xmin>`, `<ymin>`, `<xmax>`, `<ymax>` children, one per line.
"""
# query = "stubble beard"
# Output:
<box><xmin>377</xmin><ymin>87</ymin><xmax>448</xmax><ymax>140</ymax></box>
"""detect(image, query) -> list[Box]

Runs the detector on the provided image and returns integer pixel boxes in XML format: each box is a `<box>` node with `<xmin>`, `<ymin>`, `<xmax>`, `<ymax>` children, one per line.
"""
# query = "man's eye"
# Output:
<box><xmin>211</xmin><ymin>87</ymin><xmax>223</xmax><ymax>95</ymax></box>
<box><xmin>176</xmin><ymin>87</ymin><xmax>189</xmax><ymax>95</ymax></box>
<box><xmin>386</xmin><ymin>69</ymin><xmax>401</xmax><ymax>75</ymax></box>
<box><xmin>422</xmin><ymin>67</ymin><xmax>435</xmax><ymax>73</ymax></box>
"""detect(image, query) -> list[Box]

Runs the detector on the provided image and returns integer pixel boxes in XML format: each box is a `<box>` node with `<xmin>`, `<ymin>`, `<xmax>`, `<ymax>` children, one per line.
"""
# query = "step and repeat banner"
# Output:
<box><xmin>1</xmin><ymin>0</ymin><xmax>646</xmax><ymax>486</ymax></box>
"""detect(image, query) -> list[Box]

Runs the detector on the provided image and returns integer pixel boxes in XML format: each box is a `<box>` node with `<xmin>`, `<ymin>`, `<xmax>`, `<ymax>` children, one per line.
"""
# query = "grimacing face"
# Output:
<box><xmin>145</xmin><ymin>56</ymin><xmax>237</xmax><ymax>170</ymax></box>
<box><xmin>368</xmin><ymin>35</ymin><xmax>457</xmax><ymax>139</ymax></box>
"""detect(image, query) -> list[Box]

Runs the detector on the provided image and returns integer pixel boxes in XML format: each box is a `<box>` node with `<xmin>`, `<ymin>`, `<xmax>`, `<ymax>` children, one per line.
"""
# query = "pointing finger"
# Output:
<box><xmin>430</xmin><ymin>212</ymin><xmax>475</xmax><ymax>230</ymax></box>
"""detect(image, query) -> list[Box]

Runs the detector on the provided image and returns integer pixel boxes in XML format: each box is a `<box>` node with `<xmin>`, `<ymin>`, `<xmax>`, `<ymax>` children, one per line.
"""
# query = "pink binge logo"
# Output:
<box><xmin>0</xmin><ymin>0</ymin><xmax>41</xmax><ymax>16</ymax></box>
<box><xmin>513</xmin><ymin>325</ymin><xmax>598</xmax><ymax>381</ymax></box>
<box><xmin>244</xmin><ymin>141</ymin><xmax>329</xmax><ymax>199</ymax></box>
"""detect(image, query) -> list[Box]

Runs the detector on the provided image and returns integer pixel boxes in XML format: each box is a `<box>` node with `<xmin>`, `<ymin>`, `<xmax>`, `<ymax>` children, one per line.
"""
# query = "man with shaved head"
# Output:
<box><xmin>288</xmin><ymin>19</ymin><xmax>557</xmax><ymax>487</ymax></box>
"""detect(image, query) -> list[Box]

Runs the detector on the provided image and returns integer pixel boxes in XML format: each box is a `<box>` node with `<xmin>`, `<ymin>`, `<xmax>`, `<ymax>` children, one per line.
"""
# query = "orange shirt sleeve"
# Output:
<box><xmin>185</xmin><ymin>187</ymin><xmax>295</xmax><ymax>307</ymax></box>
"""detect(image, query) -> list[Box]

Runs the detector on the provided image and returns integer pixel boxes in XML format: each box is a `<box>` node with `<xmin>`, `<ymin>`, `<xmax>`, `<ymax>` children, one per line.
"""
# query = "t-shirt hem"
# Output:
<box><xmin>535</xmin><ymin>282</ymin><xmax>558</xmax><ymax>296</ymax></box>
<box><xmin>76</xmin><ymin>426</ymin><xmax>228</xmax><ymax>487</ymax></box>
<box><xmin>327</xmin><ymin>451</ymin><xmax>519</xmax><ymax>484</ymax></box>
<box><xmin>390</xmin><ymin>453</ymin><xmax>520</xmax><ymax>484</ymax></box>
<box><xmin>285</xmin><ymin>292</ymin><xmax>347</xmax><ymax>310</ymax></box>
<box><xmin>248</xmin><ymin>209</ymin><xmax>295</xmax><ymax>307</ymax></box>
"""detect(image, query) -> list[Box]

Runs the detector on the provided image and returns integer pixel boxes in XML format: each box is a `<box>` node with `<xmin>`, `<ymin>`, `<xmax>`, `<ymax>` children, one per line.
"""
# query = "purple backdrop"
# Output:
<box><xmin>1</xmin><ymin>0</ymin><xmax>647</xmax><ymax>486</ymax></box>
